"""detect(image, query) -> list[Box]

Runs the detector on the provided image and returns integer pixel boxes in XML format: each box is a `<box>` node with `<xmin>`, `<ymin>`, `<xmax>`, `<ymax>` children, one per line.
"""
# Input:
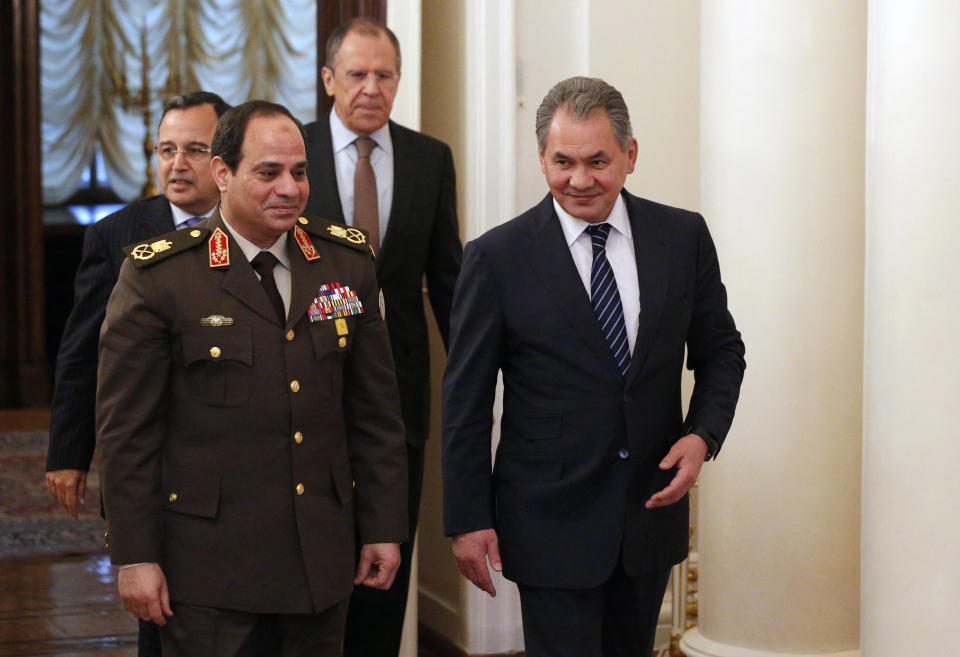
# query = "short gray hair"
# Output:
<box><xmin>535</xmin><ymin>77</ymin><xmax>633</xmax><ymax>152</ymax></box>
<box><xmin>325</xmin><ymin>18</ymin><xmax>402</xmax><ymax>73</ymax></box>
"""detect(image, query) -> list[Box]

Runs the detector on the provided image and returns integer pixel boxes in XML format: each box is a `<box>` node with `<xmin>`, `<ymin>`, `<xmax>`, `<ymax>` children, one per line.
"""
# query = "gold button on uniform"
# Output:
<box><xmin>295</xmin><ymin>483</ymin><xmax>305</xmax><ymax>496</ymax></box>
<box><xmin>286</xmin><ymin>329</ymin><xmax>295</xmax><ymax>341</ymax></box>
<box><xmin>338</xmin><ymin>337</ymin><xmax>347</xmax><ymax>348</ymax></box>
<box><xmin>190</xmin><ymin>229</ymin><xmax>201</xmax><ymax>238</ymax></box>
<box><xmin>294</xmin><ymin>431</ymin><xmax>303</xmax><ymax>444</ymax></box>
<box><xmin>209</xmin><ymin>346</ymin><xmax>221</xmax><ymax>358</ymax></box>
<box><xmin>289</xmin><ymin>380</ymin><xmax>300</xmax><ymax>393</ymax></box>
<box><xmin>168</xmin><ymin>492</ymin><xmax>178</xmax><ymax>503</ymax></box>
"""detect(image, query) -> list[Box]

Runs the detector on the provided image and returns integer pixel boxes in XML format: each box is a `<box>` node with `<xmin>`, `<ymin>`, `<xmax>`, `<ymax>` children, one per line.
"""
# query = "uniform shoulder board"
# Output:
<box><xmin>296</xmin><ymin>215</ymin><xmax>376</xmax><ymax>259</ymax></box>
<box><xmin>123</xmin><ymin>225</ymin><xmax>211</xmax><ymax>268</ymax></box>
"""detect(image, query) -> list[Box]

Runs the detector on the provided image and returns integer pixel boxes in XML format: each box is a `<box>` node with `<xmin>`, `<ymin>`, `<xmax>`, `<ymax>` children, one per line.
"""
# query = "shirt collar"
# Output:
<box><xmin>169</xmin><ymin>201</ymin><xmax>217</xmax><ymax>229</ymax></box>
<box><xmin>553</xmin><ymin>192</ymin><xmax>631</xmax><ymax>247</ymax></box>
<box><xmin>329</xmin><ymin>107</ymin><xmax>393</xmax><ymax>157</ymax></box>
<box><xmin>219</xmin><ymin>213</ymin><xmax>291</xmax><ymax>271</ymax></box>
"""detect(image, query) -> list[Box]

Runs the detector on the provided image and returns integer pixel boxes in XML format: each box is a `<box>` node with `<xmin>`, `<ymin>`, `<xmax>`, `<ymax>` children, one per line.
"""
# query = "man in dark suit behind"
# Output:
<box><xmin>303</xmin><ymin>17</ymin><xmax>462</xmax><ymax>657</ymax></box>
<box><xmin>97</xmin><ymin>100</ymin><xmax>408</xmax><ymax>656</ymax></box>
<box><xmin>44</xmin><ymin>90</ymin><xmax>229</xmax><ymax>657</ymax></box>
<box><xmin>442</xmin><ymin>77</ymin><xmax>745</xmax><ymax>656</ymax></box>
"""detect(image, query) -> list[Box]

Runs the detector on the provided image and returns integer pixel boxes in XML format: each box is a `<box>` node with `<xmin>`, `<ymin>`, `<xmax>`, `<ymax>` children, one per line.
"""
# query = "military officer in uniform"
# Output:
<box><xmin>96</xmin><ymin>100</ymin><xmax>408</xmax><ymax>657</ymax></box>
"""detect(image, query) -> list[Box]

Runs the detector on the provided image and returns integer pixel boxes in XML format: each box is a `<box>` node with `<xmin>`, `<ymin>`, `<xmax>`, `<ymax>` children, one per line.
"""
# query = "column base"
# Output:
<box><xmin>680</xmin><ymin>628</ymin><xmax>860</xmax><ymax>657</ymax></box>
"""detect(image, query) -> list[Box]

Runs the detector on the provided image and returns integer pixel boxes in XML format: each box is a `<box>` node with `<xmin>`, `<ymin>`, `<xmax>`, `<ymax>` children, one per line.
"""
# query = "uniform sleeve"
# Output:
<box><xmin>96</xmin><ymin>260</ymin><xmax>172</xmax><ymax>565</ymax></box>
<box><xmin>342</xmin><ymin>254</ymin><xmax>409</xmax><ymax>544</ymax></box>
<box><xmin>441</xmin><ymin>241</ymin><xmax>504</xmax><ymax>536</ymax></box>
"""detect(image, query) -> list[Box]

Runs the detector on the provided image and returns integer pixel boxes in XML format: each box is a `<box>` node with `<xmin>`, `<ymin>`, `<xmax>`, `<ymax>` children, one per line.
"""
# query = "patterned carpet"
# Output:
<box><xmin>0</xmin><ymin>431</ymin><xmax>107</xmax><ymax>558</ymax></box>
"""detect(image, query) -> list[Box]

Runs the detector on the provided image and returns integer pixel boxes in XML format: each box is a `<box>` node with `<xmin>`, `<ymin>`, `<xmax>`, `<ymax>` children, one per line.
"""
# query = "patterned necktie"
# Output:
<box><xmin>586</xmin><ymin>223</ymin><xmax>630</xmax><ymax>378</ymax></box>
<box><xmin>353</xmin><ymin>137</ymin><xmax>379</xmax><ymax>250</ymax></box>
<box><xmin>183</xmin><ymin>216</ymin><xmax>204</xmax><ymax>227</ymax></box>
<box><xmin>250</xmin><ymin>251</ymin><xmax>286</xmax><ymax>326</ymax></box>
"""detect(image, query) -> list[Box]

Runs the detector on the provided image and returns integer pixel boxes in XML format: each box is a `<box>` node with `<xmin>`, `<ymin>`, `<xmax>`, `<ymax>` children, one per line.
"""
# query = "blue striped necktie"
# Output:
<box><xmin>184</xmin><ymin>216</ymin><xmax>204</xmax><ymax>227</ymax></box>
<box><xmin>586</xmin><ymin>223</ymin><xmax>630</xmax><ymax>378</ymax></box>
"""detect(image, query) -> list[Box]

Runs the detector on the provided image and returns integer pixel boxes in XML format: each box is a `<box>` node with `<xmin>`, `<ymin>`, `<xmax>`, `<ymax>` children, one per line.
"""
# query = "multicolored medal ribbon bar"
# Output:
<box><xmin>309</xmin><ymin>283</ymin><xmax>364</xmax><ymax>323</ymax></box>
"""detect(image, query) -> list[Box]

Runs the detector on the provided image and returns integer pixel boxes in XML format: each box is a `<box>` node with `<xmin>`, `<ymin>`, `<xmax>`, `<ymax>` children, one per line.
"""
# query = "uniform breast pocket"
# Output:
<box><xmin>181</xmin><ymin>327</ymin><xmax>253</xmax><ymax>407</ymax></box>
<box><xmin>309</xmin><ymin>318</ymin><xmax>355</xmax><ymax>398</ymax></box>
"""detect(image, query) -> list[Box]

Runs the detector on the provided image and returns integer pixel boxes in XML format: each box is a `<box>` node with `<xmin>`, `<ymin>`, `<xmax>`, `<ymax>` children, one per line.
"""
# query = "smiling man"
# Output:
<box><xmin>45</xmin><ymin>90</ymin><xmax>228</xmax><ymax>657</ymax></box>
<box><xmin>303</xmin><ymin>18</ymin><xmax>462</xmax><ymax>657</ymax></box>
<box><xmin>96</xmin><ymin>100</ymin><xmax>408</xmax><ymax>656</ymax></box>
<box><xmin>442</xmin><ymin>77</ymin><xmax>746</xmax><ymax>657</ymax></box>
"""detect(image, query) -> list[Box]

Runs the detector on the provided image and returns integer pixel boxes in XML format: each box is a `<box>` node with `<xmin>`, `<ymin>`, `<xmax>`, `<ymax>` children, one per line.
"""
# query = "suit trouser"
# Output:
<box><xmin>517</xmin><ymin>560</ymin><xmax>673</xmax><ymax>657</ymax></box>
<box><xmin>159</xmin><ymin>599</ymin><xmax>349</xmax><ymax>657</ymax></box>
<box><xmin>343</xmin><ymin>442</ymin><xmax>425</xmax><ymax>657</ymax></box>
<box><xmin>138</xmin><ymin>619</ymin><xmax>162</xmax><ymax>657</ymax></box>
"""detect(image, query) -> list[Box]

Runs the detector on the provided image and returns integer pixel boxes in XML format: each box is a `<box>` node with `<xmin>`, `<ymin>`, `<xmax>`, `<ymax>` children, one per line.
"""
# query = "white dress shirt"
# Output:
<box><xmin>329</xmin><ymin>109</ymin><xmax>394</xmax><ymax>245</ymax></box>
<box><xmin>554</xmin><ymin>194</ymin><xmax>641</xmax><ymax>355</ymax></box>
<box><xmin>221</xmin><ymin>215</ymin><xmax>292</xmax><ymax>318</ymax></box>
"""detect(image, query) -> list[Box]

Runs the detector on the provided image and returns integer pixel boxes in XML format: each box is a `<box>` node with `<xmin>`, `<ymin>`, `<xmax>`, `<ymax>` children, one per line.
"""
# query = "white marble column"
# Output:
<box><xmin>860</xmin><ymin>3</ymin><xmax>960</xmax><ymax>656</ymax></box>
<box><xmin>682</xmin><ymin>2</ymin><xmax>866</xmax><ymax>655</ymax></box>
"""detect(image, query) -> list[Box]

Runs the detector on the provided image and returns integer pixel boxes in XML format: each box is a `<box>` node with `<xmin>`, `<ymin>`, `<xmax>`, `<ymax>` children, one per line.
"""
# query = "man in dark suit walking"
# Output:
<box><xmin>442</xmin><ymin>77</ymin><xmax>745</xmax><ymax>657</ymax></box>
<box><xmin>44</xmin><ymin>90</ymin><xmax>229</xmax><ymax>657</ymax></box>
<box><xmin>303</xmin><ymin>18</ymin><xmax>462</xmax><ymax>657</ymax></box>
<box><xmin>97</xmin><ymin>100</ymin><xmax>408</xmax><ymax>656</ymax></box>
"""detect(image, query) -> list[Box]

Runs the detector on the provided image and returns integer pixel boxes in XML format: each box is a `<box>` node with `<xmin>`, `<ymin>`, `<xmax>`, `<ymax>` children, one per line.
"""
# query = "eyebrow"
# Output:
<box><xmin>158</xmin><ymin>140</ymin><xmax>210</xmax><ymax>147</ymax></box>
<box><xmin>551</xmin><ymin>149</ymin><xmax>608</xmax><ymax>161</ymax></box>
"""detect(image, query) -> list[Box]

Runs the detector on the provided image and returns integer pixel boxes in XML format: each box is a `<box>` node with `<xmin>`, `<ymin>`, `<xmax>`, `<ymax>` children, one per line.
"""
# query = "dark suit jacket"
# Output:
<box><xmin>303</xmin><ymin>116</ymin><xmax>462</xmax><ymax>447</ymax></box>
<box><xmin>97</xmin><ymin>212</ymin><xmax>408</xmax><ymax>614</ymax></box>
<box><xmin>442</xmin><ymin>191</ymin><xmax>745</xmax><ymax>589</ymax></box>
<box><xmin>47</xmin><ymin>195</ymin><xmax>175</xmax><ymax>472</ymax></box>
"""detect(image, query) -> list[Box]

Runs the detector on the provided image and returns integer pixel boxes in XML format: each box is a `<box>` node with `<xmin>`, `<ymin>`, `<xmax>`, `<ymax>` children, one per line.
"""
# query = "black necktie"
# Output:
<box><xmin>586</xmin><ymin>224</ymin><xmax>630</xmax><ymax>378</ymax></box>
<box><xmin>250</xmin><ymin>251</ymin><xmax>286</xmax><ymax>326</ymax></box>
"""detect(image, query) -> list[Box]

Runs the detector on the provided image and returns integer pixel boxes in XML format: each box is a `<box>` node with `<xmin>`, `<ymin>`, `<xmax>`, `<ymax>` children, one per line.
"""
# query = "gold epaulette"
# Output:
<box><xmin>296</xmin><ymin>215</ymin><xmax>376</xmax><ymax>259</ymax></box>
<box><xmin>123</xmin><ymin>226</ymin><xmax>210</xmax><ymax>268</ymax></box>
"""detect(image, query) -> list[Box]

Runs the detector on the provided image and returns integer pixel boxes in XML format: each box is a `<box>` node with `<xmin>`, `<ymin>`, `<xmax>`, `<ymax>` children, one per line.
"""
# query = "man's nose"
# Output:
<box><xmin>569</xmin><ymin>167</ymin><xmax>591</xmax><ymax>189</ymax></box>
<box><xmin>274</xmin><ymin>172</ymin><xmax>299</xmax><ymax>196</ymax></box>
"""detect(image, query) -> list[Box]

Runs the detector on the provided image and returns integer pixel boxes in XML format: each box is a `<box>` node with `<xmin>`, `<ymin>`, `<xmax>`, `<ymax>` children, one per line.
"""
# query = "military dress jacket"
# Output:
<box><xmin>96</xmin><ymin>211</ymin><xmax>408</xmax><ymax>614</ymax></box>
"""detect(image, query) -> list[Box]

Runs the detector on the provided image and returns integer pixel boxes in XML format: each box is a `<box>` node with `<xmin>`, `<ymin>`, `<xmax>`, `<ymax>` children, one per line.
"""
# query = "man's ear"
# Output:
<box><xmin>320</xmin><ymin>66</ymin><xmax>336</xmax><ymax>97</ymax></box>
<box><xmin>210</xmin><ymin>156</ymin><xmax>231</xmax><ymax>193</ymax></box>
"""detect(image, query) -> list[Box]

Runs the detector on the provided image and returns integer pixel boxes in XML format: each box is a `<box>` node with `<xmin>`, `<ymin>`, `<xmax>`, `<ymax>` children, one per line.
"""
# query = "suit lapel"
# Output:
<box><xmin>287</xmin><ymin>235</ymin><xmax>326</xmax><ymax>330</ymax></box>
<box><xmin>146</xmin><ymin>196</ymin><xmax>177</xmax><ymax>234</ymax></box>
<box><xmin>306</xmin><ymin>117</ymin><xmax>346</xmax><ymax>225</ymax></box>
<box><xmin>379</xmin><ymin>121</ymin><xmax>413</xmax><ymax>267</ymax></box>
<box><xmin>624</xmin><ymin>192</ymin><xmax>670</xmax><ymax>387</ymax></box>
<box><xmin>523</xmin><ymin>195</ymin><xmax>624</xmax><ymax>380</ymax></box>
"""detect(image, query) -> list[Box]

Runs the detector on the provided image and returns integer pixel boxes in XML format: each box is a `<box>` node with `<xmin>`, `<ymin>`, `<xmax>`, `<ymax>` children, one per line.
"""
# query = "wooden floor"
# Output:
<box><xmin>0</xmin><ymin>553</ymin><xmax>138</xmax><ymax>656</ymax></box>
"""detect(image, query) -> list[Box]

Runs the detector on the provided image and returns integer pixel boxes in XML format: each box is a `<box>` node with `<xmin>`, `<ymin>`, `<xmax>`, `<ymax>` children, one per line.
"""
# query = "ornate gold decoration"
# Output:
<box><xmin>130</xmin><ymin>244</ymin><xmax>155</xmax><ymax>260</ymax></box>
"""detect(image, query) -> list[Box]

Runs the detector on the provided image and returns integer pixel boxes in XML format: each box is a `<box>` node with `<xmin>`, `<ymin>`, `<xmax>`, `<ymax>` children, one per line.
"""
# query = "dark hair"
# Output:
<box><xmin>325</xmin><ymin>17</ymin><xmax>401</xmax><ymax>72</ymax></box>
<box><xmin>159</xmin><ymin>91</ymin><xmax>231</xmax><ymax>125</ymax></box>
<box><xmin>535</xmin><ymin>77</ymin><xmax>633</xmax><ymax>152</ymax></box>
<box><xmin>211</xmin><ymin>100</ymin><xmax>305</xmax><ymax>172</ymax></box>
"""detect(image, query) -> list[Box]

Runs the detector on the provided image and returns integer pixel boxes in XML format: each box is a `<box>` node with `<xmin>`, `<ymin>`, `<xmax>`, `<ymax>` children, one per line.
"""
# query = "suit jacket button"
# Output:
<box><xmin>168</xmin><ymin>492</ymin><xmax>178</xmax><ymax>502</ymax></box>
<box><xmin>209</xmin><ymin>346</ymin><xmax>221</xmax><ymax>359</ymax></box>
<box><xmin>290</xmin><ymin>380</ymin><xmax>300</xmax><ymax>393</ymax></box>
<box><xmin>295</xmin><ymin>483</ymin><xmax>305</xmax><ymax>496</ymax></box>
<box><xmin>286</xmin><ymin>329</ymin><xmax>295</xmax><ymax>341</ymax></box>
<box><xmin>294</xmin><ymin>431</ymin><xmax>303</xmax><ymax>444</ymax></box>
<box><xmin>338</xmin><ymin>337</ymin><xmax>347</xmax><ymax>348</ymax></box>
<box><xmin>618</xmin><ymin>448</ymin><xmax>630</xmax><ymax>459</ymax></box>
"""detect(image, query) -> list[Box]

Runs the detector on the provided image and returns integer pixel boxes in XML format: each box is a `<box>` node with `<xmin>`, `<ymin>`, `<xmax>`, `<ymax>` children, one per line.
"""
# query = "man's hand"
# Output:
<box><xmin>645</xmin><ymin>433</ymin><xmax>709</xmax><ymax>509</ymax></box>
<box><xmin>117</xmin><ymin>563</ymin><xmax>173</xmax><ymax>626</ymax></box>
<box><xmin>45</xmin><ymin>469</ymin><xmax>87</xmax><ymax>519</ymax></box>
<box><xmin>451</xmin><ymin>529</ymin><xmax>502</xmax><ymax>597</ymax></box>
<box><xmin>355</xmin><ymin>543</ymin><xmax>402</xmax><ymax>590</ymax></box>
